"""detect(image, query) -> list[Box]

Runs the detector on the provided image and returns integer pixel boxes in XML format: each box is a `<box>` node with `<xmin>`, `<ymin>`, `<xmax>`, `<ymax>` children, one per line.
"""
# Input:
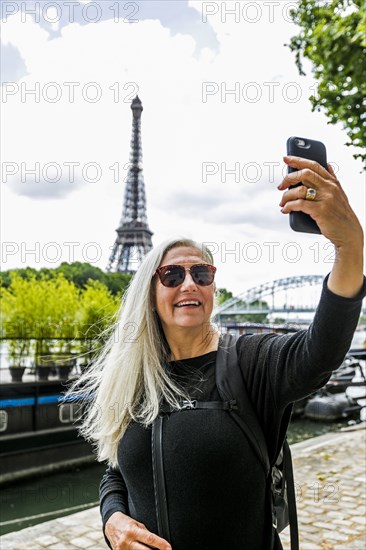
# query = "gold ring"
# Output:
<box><xmin>305</xmin><ymin>188</ymin><xmax>317</xmax><ymax>201</ymax></box>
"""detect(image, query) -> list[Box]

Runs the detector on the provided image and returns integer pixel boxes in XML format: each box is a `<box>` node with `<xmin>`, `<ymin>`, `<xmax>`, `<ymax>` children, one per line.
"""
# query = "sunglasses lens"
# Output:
<box><xmin>190</xmin><ymin>266</ymin><xmax>215</xmax><ymax>286</ymax></box>
<box><xmin>160</xmin><ymin>266</ymin><xmax>185</xmax><ymax>287</ymax></box>
<box><xmin>157</xmin><ymin>264</ymin><xmax>216</xmax><ymax>287</ymax></box>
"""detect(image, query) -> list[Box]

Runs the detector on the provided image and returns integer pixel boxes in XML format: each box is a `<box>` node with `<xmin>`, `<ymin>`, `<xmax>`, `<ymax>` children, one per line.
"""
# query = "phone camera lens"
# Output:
<box><xmin>295</xmin><ymin>139</ymin><xmax>306</xmax><ymax>147</ymax></box>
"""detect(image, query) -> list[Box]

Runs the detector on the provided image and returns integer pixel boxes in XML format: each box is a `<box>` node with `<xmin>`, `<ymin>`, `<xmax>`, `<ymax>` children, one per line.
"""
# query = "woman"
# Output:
<box><xmin>73</xmin><ymin>157</ymin><xmax>364</xmax><ymax>550</ymax></box>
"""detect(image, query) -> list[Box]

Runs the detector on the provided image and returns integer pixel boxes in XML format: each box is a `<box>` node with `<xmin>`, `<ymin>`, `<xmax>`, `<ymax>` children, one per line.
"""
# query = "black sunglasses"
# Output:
<box><xmin>155</xmin><ymin>264</ymin><xmax>216</xmax><ymax>288</ymax></box>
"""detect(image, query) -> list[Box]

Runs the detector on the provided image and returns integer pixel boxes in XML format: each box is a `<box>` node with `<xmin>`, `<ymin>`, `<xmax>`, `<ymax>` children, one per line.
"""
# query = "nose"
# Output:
<box><xmin>180</xmin><ymin>269</ymin><xmax>198</xmax><ymax>291</ymax></box>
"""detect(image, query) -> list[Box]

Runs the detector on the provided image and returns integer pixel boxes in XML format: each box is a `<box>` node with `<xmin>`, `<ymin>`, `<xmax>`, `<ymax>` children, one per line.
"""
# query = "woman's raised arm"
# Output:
<box><xmin>279</xmin><ymin>156</ymin><xmax>364</xmax><ymax>298</ymax></box>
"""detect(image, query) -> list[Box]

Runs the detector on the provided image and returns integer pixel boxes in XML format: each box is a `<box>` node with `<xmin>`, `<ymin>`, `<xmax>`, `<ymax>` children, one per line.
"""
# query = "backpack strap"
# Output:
<box><xmin>160</xmin><ymin>399</ymin><xmax>238</xmax><ymax>413</ymax></box>
<box><xmin>283</xmin><ymin>440</ymin><xmax>299</xmax><ymax>549</ymax></box>
<box><xmin>151</xmin><ymin>415</ymin><xmax>171</xmax><ymax>542</ymax></box>
<box><xmin>216</xmin><ymin>333</ymin><xmax>271</xmax><ymax>476</ymax></box>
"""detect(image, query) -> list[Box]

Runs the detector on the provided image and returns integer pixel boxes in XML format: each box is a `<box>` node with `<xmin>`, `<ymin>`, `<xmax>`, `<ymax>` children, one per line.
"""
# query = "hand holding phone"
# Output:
<box><xmin>279</xmin><ymin>142</ymin><xmax>364</xmax><ymax>297</ymax></box>
<box><xmin>286</xmin><ymin>136</ymin><xmax>327</xmax><ymax>234</ymax></box>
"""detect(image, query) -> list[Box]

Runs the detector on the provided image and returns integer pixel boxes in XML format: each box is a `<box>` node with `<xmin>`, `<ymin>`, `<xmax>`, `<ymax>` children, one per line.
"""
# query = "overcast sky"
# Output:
<box><xmin>1</xmin><ymin>0</ymin><xmax>365</xmax><ymax>297</ymax></box>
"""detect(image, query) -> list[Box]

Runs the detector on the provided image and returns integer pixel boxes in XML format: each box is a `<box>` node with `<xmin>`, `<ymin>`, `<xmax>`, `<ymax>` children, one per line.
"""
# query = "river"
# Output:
<box><xmin>1</xmin><ymin>461</ymin><xmax>105</xmax><ymax>536</ymax></box>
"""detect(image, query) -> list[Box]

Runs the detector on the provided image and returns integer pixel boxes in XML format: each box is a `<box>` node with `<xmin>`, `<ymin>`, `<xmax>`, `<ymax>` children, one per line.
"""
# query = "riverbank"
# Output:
<box><xmin>1</xmin><ymin>425</ymin><xmax>365</xmax><ymax>550</ymax></box>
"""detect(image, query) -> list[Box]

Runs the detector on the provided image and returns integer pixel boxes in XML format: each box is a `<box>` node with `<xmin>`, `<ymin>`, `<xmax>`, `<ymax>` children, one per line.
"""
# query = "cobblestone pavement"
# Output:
<box><xmin>281</xmin><ymin>427</ymin><xmax>366</xmax><ymax>550</ymax></box>
<box><xmin>1</xmin><ymin>428</ymin><xmax>365</xmax><ymax>550</ymax></box>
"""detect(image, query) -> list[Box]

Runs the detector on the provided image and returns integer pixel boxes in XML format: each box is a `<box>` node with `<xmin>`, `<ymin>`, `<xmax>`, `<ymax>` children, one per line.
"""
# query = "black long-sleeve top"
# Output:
<box><xmin>100</xmin><ymin>276</ymin><xmax>366</xmax><ymax>550</ymax></box>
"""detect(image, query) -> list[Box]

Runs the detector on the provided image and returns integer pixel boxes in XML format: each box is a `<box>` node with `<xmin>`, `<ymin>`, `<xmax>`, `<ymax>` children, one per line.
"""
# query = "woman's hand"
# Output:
<box><xmin>105</xmin><ymin>512</ymin><xmax>172</xmax><ymax>550</ymax></box>
<box><xmin>278</xmin><ymin>156</ymin><xmax>363</xmax><ymax>248</ymax></box>
<box><xmin>278</xmin><ymin>156</ymin><xmax>364</xmax><ymax>298</ymax></box>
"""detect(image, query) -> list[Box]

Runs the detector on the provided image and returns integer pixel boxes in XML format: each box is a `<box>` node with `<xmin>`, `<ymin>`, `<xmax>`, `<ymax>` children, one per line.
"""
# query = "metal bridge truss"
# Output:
<box><xmin>213</xmin><ymin>275</ymin><xmax>325</xmax><ymax>320</ymax></box>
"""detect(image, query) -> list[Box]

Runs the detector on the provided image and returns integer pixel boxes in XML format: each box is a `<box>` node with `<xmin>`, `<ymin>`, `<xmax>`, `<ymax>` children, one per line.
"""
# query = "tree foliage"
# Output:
<box><xmin>0</xmin><ymin>262</ymin><xmax>132</xmax><ymax>295</ymax></box>
<box><xmin>1</xmin><ymin>273</ymin><xmax>121</xmax><ymax>365</ymax></box>
<box><xmin>217</xmin><ymin>287</ymin><xmax>233</xmax><ymax>305</ymax></box>
<box><xmin>78</xmin><ymin>280</ymin><xmax>120</xmax><ymax>360</ymax></box>
<box><xmin>288</xmin><ymin>0</ymin><xmax>365</xmax><ymax>164</ymax></box>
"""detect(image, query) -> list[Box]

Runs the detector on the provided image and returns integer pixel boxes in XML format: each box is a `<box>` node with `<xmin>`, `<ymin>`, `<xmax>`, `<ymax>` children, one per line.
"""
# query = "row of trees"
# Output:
<box><xmin>1</xmin><ymin>272</ymin><xmax>122</xmax><ymax>369</ymax></box>
<box><xmin>1</xmin><ymin>263</ymin><xmax>132</xmax><ymax>372</ymax></box>
<box><xmin>0</xmin><ymin>261</ymin><xmax>132</xmax><ymax>295</ymax></box>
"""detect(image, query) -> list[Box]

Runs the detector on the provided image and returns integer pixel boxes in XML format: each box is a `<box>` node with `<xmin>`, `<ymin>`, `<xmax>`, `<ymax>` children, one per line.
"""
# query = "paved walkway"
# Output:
<box><xmin>280</xmin><ymin>426</ymin><xmax>365</xmax><ymax>550</ymax></box>
<box><xmin>1</xmin><ymin>427</ymin><xmax>365</xmax><ymax>550</ymax></box>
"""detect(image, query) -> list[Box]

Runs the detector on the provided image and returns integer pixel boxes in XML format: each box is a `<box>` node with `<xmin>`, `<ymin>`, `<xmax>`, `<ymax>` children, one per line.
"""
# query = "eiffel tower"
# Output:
<box><xmin>107</xmin><ymin>96</ymin><xmax>153</xmax><ymax>273</ymax></box>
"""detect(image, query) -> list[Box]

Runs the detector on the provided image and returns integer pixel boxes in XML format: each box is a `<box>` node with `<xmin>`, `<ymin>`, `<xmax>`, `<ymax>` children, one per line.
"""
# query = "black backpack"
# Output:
<box><xmin>152</xmin><ymin>333</ymin><xmax>299</xmax><ymax>550</ymax></box>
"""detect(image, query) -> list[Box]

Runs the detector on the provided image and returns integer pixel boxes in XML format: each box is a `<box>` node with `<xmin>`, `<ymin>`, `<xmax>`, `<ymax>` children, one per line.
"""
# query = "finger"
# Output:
<box><xmin>278</xmin><ymin>167</ymin><xmax>325</xmax><ymax>190</ymax></box>
<box><xmin>278</xmin><ymin>156</ymin><xmax>330</xmax><ymax>190</ymax></box>
<box><xmin>129</xmin><ymin>542</ymin><xmax>164</xmax><ymax>550</ymax></box>
<box><xmin>284</xmin><ymin>155</ymin><xmax>330</xmax><ymax>179</ymax></box>
<box><xmin>326</xmin><ymin>163</ymin><xmax>342</xmax><ymax>188</ymax></box>
<box><xmin>138</xmin><ymin>528</ymin><xmax>171</xmax><ymax>550</ymax></box>
<box><xmin>279</xmin><ymin>184</ymin><xmax>309</xmax><ymax>207</ymax></box>
<box><xmin>130</xmin><ymin>543</ymin><xmax>166</xmax><ymax>550</ymax></box>
<box><xmin>327</xmin><ymin>163</ymin><xmax>336</xmax><ymax>177</ymax></box>
<box><xmin>281</xmin><ymin>198</ymin><xmax>320</xmax><ymax>218</ymax></box>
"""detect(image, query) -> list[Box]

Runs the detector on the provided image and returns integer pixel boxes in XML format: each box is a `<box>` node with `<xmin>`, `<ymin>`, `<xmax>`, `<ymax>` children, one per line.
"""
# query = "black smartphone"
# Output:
<box><xmin>286</xmin><ymin>136</ymin><xmax>327</xmax><ymax>234</ymax></box>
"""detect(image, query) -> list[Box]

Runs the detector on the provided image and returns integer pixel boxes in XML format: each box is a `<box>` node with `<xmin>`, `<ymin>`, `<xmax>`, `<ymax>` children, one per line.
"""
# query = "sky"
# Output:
<box><xmin>1</xmin><ymin>0</ymin><xmax>365</xmax><ymax>298</ymax></box>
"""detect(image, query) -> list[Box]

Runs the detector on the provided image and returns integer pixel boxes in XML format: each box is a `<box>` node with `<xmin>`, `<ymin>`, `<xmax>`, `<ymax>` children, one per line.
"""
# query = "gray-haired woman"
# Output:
<box><xmin>72</xmin><ymin>157</ymin><xmax>365</xmax><ymax>550</ymax></box>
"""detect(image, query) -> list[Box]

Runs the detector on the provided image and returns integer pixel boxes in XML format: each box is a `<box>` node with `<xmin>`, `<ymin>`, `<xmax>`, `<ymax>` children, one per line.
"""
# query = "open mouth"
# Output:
<box><xmin>174</xmin><ymin>300</ymin><xmax>201</xmax><ymax>308</ymax></box>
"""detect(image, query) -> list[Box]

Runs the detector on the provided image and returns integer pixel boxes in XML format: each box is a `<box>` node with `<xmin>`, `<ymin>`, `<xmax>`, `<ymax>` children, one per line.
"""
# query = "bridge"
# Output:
<box><xmin>213</xmin><ymin>275</ymin><xmax>325</xmax><ymax>324</ymax></box>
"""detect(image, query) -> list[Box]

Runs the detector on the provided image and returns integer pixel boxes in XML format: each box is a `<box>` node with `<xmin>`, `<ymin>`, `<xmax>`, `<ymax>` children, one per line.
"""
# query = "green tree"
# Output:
<box><xmin>78</xmin><ymin>280</ymin><xmax>120</xmax><ymax>363</ymax></box>
<box><xmin>288</xmin><ymin>0</ymin><xmax>365</xmax><ymax>164</ymax></box>
<box><xmin>51</xmin><ymin>275</ymin><xmax>80</xmax><ymax>358</ymax></box>
<box><xmin>1</xmin><ymin>273</ymin><xmax>80</xmax><ymax>365</ymax></box>
<box><xmin>54</xmin><ymin>262</ymin><xmax>107</xmax><ymax>289</ymax></box>
<box><xmin>0</xmin><ymin>263</ymin><xmax>132</xmax><ymax>296</ymax></box>
<box><xmin>104</xmin><ymin>271</ymin><xmax>132</xmax><ymax>296</ymax></box>
<box><xmin>1</xmin><ymin>283</ymin><xmax>32</xmax><ymax>366</ymax></box>
<box><xmin>217</xmin><ymin>288</ymin><xmax>233</xmax><ymax>305</ymax></box>
<box><xmin>78</xmin><ymin>280</ymin><xmax>120</xmax><ymax>338</ymax></box>
<box><xmin>0</xmin><ymin>267</ymin><xmax>38</xmax><ymax>288</ymax></box>
<box><xmin>1</xmin><ymin>273</ymin><xmax>121</xmax><ymax>368</ymax></box>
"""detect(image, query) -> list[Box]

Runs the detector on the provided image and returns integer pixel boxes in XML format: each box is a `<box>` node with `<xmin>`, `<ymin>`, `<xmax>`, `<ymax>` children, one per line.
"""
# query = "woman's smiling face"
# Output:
<box><xmin>154</xmin><ymin>246</ymin><xmax>216</xmax><ymax>334</ymax></box>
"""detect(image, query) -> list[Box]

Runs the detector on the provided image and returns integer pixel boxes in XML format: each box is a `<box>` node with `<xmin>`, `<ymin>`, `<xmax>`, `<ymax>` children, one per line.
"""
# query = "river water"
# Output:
<box><xmin>1</xmin><ymin>461</ymin><xmax>105</xmax><ymax>536</ymax></box>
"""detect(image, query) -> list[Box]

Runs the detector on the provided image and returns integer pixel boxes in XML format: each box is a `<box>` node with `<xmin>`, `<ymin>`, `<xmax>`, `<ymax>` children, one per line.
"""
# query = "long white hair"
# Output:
<box><xmin>67</xmin><ymin>238</ymin><xmax>215</xmax><ymax>466</ymax></box>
